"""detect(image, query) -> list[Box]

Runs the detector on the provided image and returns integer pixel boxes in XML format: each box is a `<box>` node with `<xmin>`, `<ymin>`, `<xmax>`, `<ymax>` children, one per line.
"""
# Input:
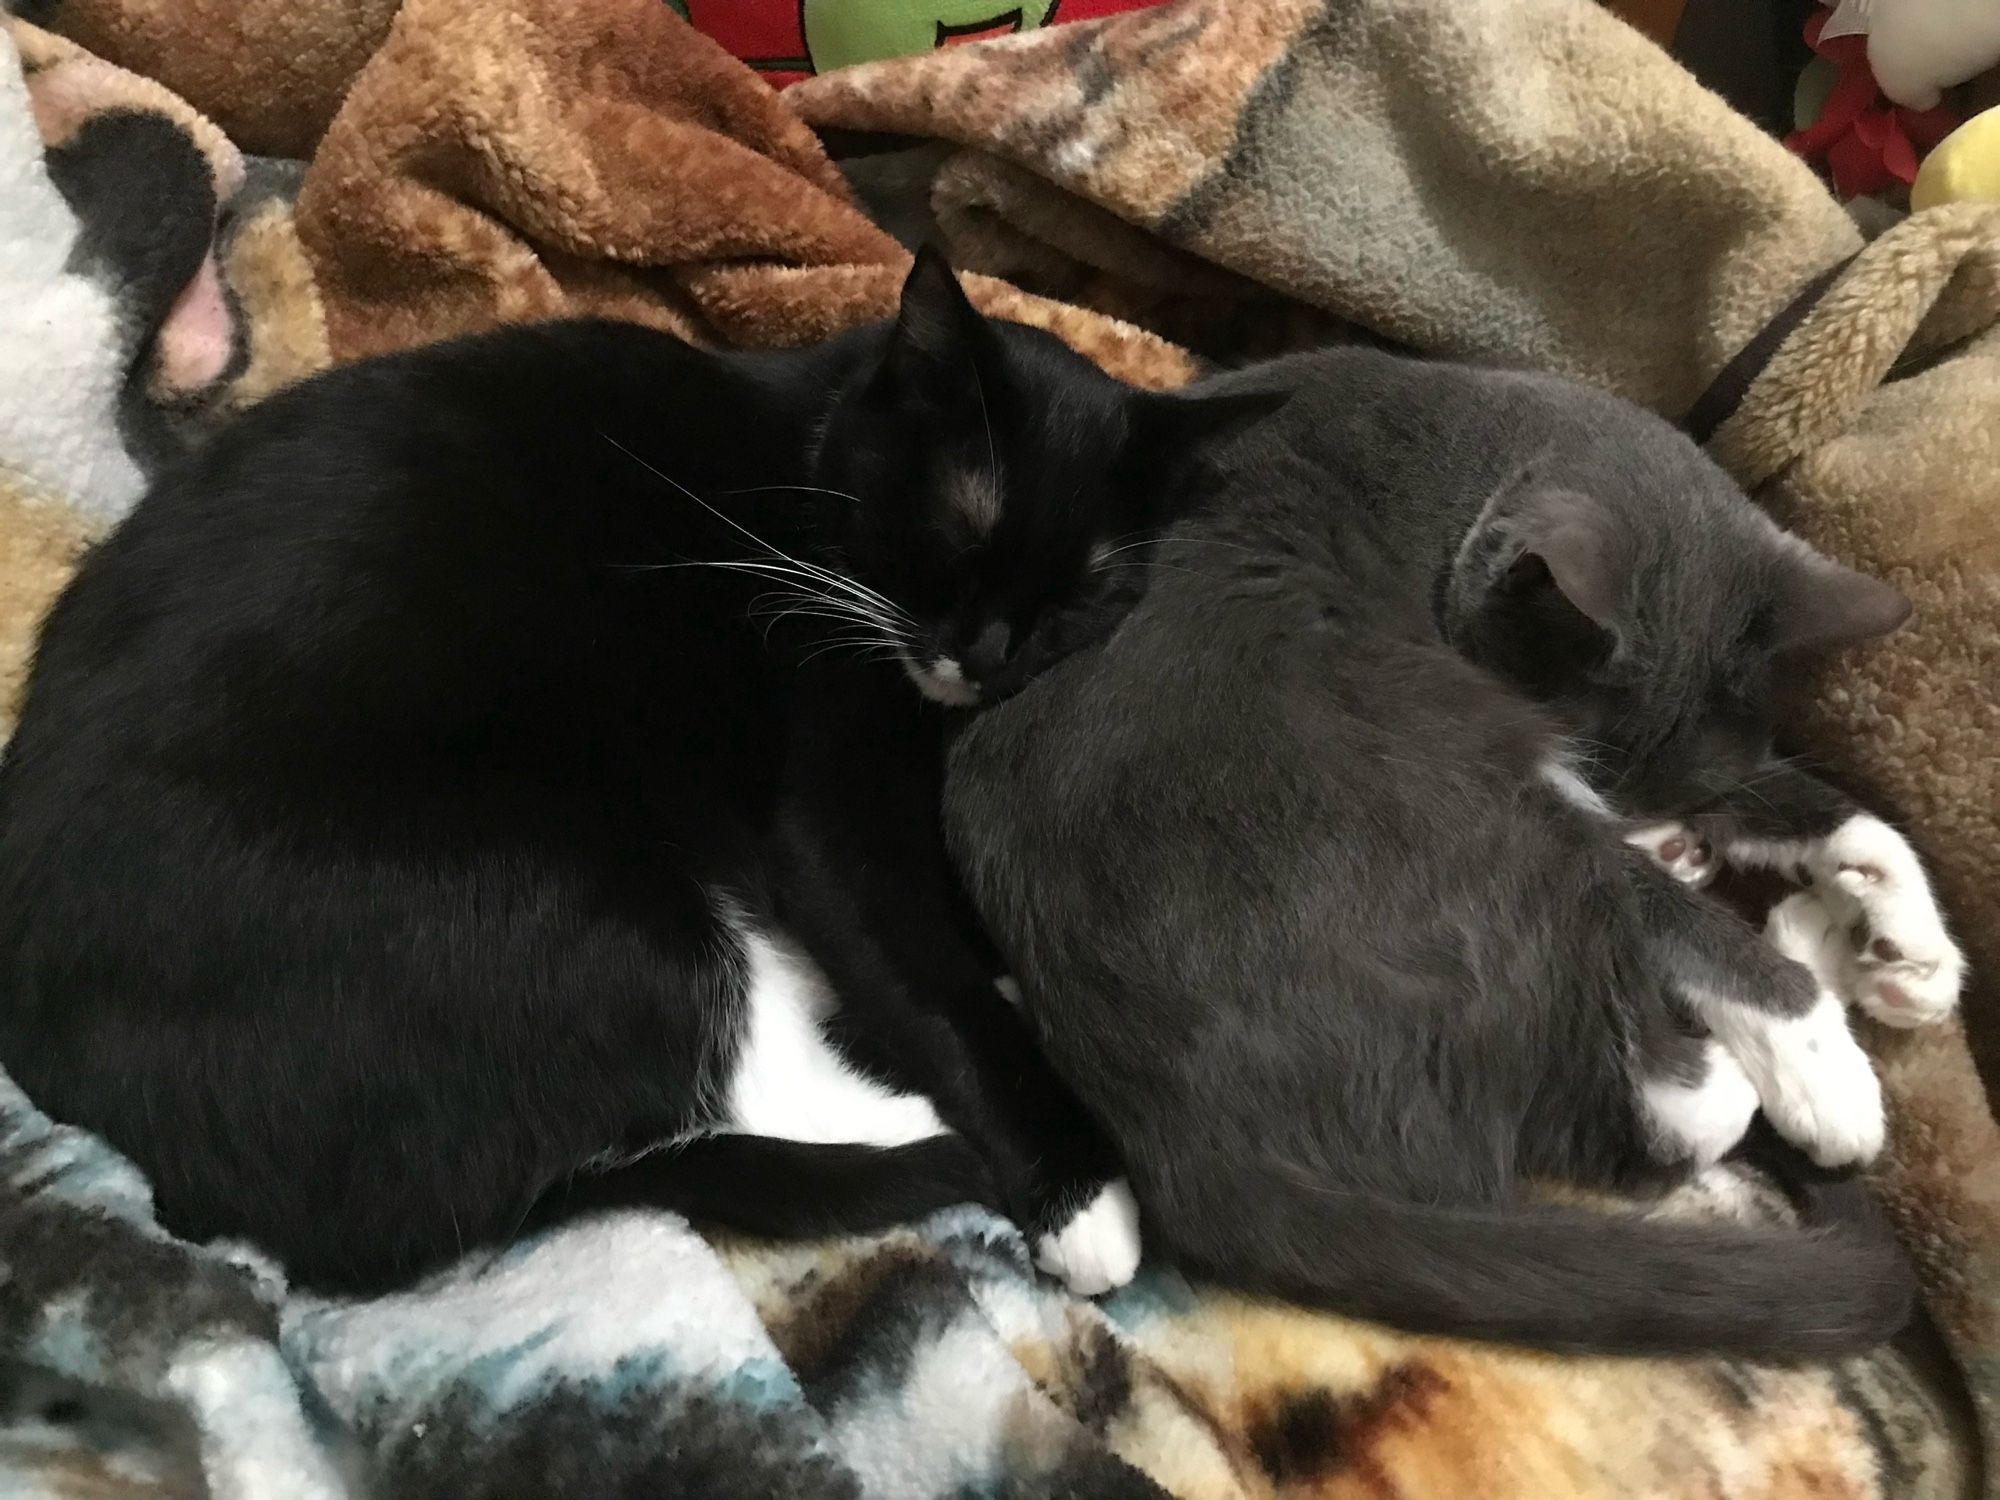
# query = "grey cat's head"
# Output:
<box><xmin>1439</xmin><ymin>400</ymin><xmax>1908</xmax><ymax>820</ymax></box>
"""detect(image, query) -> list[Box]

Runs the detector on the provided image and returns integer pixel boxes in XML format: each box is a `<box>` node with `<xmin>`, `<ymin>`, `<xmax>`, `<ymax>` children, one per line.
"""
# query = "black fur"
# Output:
<box><xmin>944</xmin><ymin>345</ymin><xmax>1915</xmax><ymax>1361</ymax></box>
<box><xmin>0</xmin><ymin>254</ymin><xmax>1250</xmax><ymax>1293</ymax></box>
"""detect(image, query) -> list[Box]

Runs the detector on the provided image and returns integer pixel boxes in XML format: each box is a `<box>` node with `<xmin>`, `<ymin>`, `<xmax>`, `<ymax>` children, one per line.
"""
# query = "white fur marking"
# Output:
<box><xmin>1033</xmin><ymin>1179</ymin><xmax>1142</xmax><ymax>1297</ymax></box>
<box><xmin>1700</xmin><ymin>894</ymin><xmax>1887</xmax><ymax>1167</ymax></box>
<box><xmin>992</xmin><ymin>976</ymin><xmax>1023</xmax><ymax>1010</ymax></box>
<box><xmin>726</xmin><ymin>928</ymin><xmax>947</xmax><ymax>1147</ymax></box>
<box><xmin>1642</xmin><ymin>1041</ymin><xmax>1758</xmax><ymax>1166</ymax></box>
<box><xmin>948</xmin><ymin>471</ymin><xmax>1003</xmax><ymax>535</ymax></box>
<box><xmin>902</xmin><ymin>655</ymin><xmax>979</xmax><ymax>707</ymax></box>
<box><xmin>1539</xmin><ymin>758</ymin><xmax>1611</xmax><ymax>818</ymax></box>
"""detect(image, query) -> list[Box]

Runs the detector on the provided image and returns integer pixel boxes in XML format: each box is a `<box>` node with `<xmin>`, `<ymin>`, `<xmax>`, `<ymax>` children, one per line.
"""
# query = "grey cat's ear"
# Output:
<box><xmin>1504</xmin><ymin>489</ymin><xmax>1629</xmax><ymax>628</ymax></box>
<box><xmin>885</xmin><ymin>246</ymin><xmax>986</xmax><ymax>386</ymax></box>
<box><xmin>1770</xmin><ymin>551</ymin><xmax>1911</xmax><ymax>654</ymax></box>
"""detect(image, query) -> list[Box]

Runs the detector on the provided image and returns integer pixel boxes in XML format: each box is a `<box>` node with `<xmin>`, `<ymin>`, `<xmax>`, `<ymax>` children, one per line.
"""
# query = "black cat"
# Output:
<box><xmin>944</xmin><ymin>345</ymin><xmax>1959</xmax><ymax>1360</ymax></box>
<box><xmin>0</xmin><ymin>252</ymin><xmax>1261</xmax><ymax>1295</ymax></box>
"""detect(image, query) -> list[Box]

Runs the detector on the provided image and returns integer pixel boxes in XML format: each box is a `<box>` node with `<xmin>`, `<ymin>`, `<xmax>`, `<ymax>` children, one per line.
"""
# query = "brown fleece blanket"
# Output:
<box><xmin>4</xmin><ymin>0</ymin><xmax>1996</xmax><ymax>1495</ymax></box>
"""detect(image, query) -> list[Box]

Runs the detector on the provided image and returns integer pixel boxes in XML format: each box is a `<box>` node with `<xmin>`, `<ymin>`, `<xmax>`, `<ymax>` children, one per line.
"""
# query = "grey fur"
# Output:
<box><xmin>943</xmin><ymin>345</ymin><xmax>1912</xmax><ymax>1361</ymax></box>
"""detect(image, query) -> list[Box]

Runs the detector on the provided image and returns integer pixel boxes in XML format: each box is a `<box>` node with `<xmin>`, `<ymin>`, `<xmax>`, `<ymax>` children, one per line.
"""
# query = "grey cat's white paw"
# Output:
<box><xmin>1033</xmin><ymin>1179</ymin><xmax>1141</xmax><ymax>1297</ymax></box>
<box><xmin>1817</xmin><ymin>816</ymin><xmax>1964</xmax><ymax>1027</ymax></box>
<box><xmin>1751</xmin><ymin>1011</ymin><xmax>1885</xmax><ymax>1168</ymax></box>
<box><xmin>1642</xmin><ymin>1041</ymin><xmax>1758</xmax><ymax>1167</ymax></box>
<box><xmin>1625</xmin><ymin>821</ymin><xmax>1717</xmax><ymax>888</ymax></box>
<box><xmin>1627</xmin><ymin>820</ymin><xmax>1717</xmax><ymax>887</ymax></box>
<box><xmin>1750</xmin><ymin>898</ymin><xmax>1888</xmax><ymax>1166</ymax></box>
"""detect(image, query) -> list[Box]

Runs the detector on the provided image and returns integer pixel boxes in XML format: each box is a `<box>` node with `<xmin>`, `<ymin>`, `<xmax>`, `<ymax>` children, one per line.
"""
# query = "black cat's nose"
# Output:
<box><xmin>959</xmin><ymin>621</ymin><xmax>1013</xmax><ymax>681</ymax></box>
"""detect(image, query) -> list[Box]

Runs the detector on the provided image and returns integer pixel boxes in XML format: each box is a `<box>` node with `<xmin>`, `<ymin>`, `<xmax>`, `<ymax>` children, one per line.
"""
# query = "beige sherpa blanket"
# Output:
<box><xmin>2</xmin><ymin>0</ymin><xmax>1996</xmax><ymax>1496</ymax></box>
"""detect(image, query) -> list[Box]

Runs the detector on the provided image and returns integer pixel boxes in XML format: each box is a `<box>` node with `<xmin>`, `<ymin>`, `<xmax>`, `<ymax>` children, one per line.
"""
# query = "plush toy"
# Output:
<box><xmin>1818</xmin><ymin>0</ymin><xmax>2000</xmax><ymax>110</ymax></box>
<box><xmin>674</xmin><ymin>0</ymin><xmax>1169</xmax><ymax>87</ymax></box>
<box><xmin>1788</xmin><ymin>7</ymin><xmax>1959</xmax><ymax>199</ymax></box>
<box><xmin>1911</xmin><ymin>104</ymin><xmax>2000</xmax><ymax>208</ymax></box>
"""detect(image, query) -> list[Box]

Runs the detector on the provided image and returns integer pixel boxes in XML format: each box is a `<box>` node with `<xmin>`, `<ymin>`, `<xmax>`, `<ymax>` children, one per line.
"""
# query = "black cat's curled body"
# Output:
<box><xmin>0</xmin><ymin>253</ymin><xmax>1256</xmax><ymax>1294</ymax></box>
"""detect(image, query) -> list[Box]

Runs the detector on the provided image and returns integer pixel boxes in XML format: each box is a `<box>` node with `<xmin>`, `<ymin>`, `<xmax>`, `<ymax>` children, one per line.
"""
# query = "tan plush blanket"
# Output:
<box><xmin>2</xmin><ymin>1</ymin><xmax>1995</xmax><ymax>1495</ymax></box>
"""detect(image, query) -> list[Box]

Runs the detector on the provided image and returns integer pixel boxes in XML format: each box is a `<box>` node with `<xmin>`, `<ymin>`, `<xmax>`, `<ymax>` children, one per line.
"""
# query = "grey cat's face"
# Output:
<box><xmin>1450</xmin><ymin>449</ymin><xmax>1909</xmax><ymax>822</ymax></box>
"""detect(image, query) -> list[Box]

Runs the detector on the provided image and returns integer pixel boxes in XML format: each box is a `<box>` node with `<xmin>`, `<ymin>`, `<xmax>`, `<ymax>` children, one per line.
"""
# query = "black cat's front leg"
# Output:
<box><xmin>812</xmin><ymin>956</ymin><xmax>1138</xmax><ymax>1295</ymax></box>
<box><xmin>773</xmin><ymin>827</ymin><xmax>1136</xmax><ymax>1294</ymax></box>
<box><xmin>1628</xmin><ymin>852</ymin><xmax>1886</xmax><ymax>1169</ymax></box>
<box><xmin>885</xmin><ymin>978</ymin><xmax>1138</xmax><ymax>1294</ymax></box>
<box><xmin>776</xmin><ymin>662</ymin><xmax>1137</xmax><ymax>1293</ymax></box>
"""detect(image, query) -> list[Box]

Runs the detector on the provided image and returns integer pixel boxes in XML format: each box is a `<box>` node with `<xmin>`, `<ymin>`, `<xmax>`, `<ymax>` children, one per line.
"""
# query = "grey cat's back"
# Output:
<box><xmin>946</xmin><ymin>419</ymin><xmax>1614</xmax><ymax>1156</ymax></box>
<box><xmin>1204</xmin><ymin>343</ymin><xmax>1754</xmax><ymax>550</ymax></box>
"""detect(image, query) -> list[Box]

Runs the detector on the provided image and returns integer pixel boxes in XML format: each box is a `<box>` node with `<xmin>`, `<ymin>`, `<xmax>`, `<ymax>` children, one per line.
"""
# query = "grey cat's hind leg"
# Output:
<box><xmin>1634</xmin><ymin>1024</ymin><xmax>1759</xmax><ymax>1170</ymax></box>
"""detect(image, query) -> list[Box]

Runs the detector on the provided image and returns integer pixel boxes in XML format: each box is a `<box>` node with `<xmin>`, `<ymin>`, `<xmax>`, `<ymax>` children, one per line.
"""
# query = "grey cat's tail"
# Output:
<box><xmin>1149</xmin><ymin>1151</ymin><xmax>1913</xmax><ymax>1362</ymax></box>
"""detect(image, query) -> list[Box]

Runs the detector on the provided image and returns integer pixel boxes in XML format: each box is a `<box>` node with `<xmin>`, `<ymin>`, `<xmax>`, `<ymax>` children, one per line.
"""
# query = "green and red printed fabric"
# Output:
<box><xmin>670</xmin><ymin>0</ymin><xmax>1167</xmax><ymax>87</ymax></box>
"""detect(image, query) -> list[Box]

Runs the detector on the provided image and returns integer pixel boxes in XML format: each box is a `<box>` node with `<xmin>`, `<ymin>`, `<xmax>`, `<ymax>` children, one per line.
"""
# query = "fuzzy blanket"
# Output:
<box><xmin>1</xmin><ymin>2</ymin><xmax>1996</xmax><ymax>1496</ymax></box>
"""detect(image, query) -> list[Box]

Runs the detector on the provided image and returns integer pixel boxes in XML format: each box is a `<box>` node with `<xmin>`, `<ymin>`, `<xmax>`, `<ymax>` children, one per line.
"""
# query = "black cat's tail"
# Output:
<box><xmin>1146</xmin><ymin>1149</ymin><xmax>1913</xmax><ymax>1362</ymax></box>
<box><xmin>527</xmin><ymin>1132</ymin><xmax>1001</xmax><ymax>1241</ymax></box>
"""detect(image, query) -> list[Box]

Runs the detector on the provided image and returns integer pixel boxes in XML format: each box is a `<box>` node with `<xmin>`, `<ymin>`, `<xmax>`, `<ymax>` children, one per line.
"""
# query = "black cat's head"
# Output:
<box><xmin>815</xmin><ymin>249</ymin><xmax>1279</xmax><ymax>706</ymax></box>
<box><xmin>1446</xmin><ymin>436</ymin><xmax>1909</xmax><ymax>820</ymax></box>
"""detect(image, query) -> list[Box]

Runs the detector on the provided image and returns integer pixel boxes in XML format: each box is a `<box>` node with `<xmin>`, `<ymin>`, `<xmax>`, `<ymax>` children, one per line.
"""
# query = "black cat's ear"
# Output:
<box><xmin>881</xmin><ymin>246</ymin><xmax>987</xmax><ymax>396</ymax></box>
<box><xmin>1503</xmin><ymin>489</ymin><xmax>1629</xmax><ymax>628</ymax></box>
<box><xmin>1132</xmin><ymin>386</ymin><xmax>1290</xmax><ymax>452</ymax></box>
<box><xmin>1123</xmin><ymin>386</ymin><xmax>1290</xmax><ymax>518</ymax></box>
<box><xmin>1769</xmin><ymin>551</ymin><xmax>1910</xmax><ymax>654</ymax></box>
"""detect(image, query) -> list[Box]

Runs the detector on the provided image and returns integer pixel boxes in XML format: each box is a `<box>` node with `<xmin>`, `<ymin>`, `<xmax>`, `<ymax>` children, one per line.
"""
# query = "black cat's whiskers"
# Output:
<box><xmin>972</xmin><ymin>364</ymin><xmax>1000</xmax><ymax>504</ymax></box>
<box><xmin>602</xmin><ymin>434</ymin><xmax>917</xmax><ymax>654</ymax></box>
<box><xmin>1100</xmin><ymin>557</ymin><xmax>1206</xmax><ymax>581</ymax></box>
<box><xmin>1091</xmin><ymin>535</ymin><xmax>1259</xmax><ymax>573</ymax></box>
<box><xmin>748</xmin><ymin>592</ymin><xmax>918</xmax><ymax>660</ymax></box>
<box><xmin>797</xmin><ymin>636</ymin><xmax>910</xmax><ymax>668</ymax></box>
<box><xmin>719</xmin><ymin>483</ymin><xmax>866</xmax><ymax>505</ymax></box>
<box><xmin>619</xmin><ymin>559</ymin><xmax>915</xmax><ymax>654</ymax></box>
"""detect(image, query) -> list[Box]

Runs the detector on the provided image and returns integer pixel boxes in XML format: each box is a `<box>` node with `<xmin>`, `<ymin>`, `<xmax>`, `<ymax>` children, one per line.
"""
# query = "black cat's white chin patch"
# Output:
<box><xmin>903</xmin><ymin>656</ymin><xmax>980</xmax><ymax>707</ymax></box>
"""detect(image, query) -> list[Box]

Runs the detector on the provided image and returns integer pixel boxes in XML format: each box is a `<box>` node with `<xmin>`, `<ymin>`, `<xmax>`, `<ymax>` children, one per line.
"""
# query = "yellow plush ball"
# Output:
<box><xmin>1912</xmin><ymin>106</ymin><xmax>2000</xmax><ymax>211</ymax></box>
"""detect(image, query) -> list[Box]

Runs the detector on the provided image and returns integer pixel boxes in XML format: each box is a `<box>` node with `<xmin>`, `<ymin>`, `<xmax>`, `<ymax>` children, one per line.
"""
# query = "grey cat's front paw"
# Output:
<box><xmin>1626</xmin><ymin>821</ymin><xmax>1717</xmax><ymax>888</ymax></box>
<box><xmin>1033</xmin><ymin>1179</ymin><xmax>1141</xmax><ymax>1297</ymax></box>
<box><xmin>1742</xmin><ymin>895</ymin><xmax>1888</xmax><ymax>1167</ymax></box>
<box><xmin>1815</xmin><ymin>817</ymin><xmax>1964</xmax><ymax>1027</ymax></box>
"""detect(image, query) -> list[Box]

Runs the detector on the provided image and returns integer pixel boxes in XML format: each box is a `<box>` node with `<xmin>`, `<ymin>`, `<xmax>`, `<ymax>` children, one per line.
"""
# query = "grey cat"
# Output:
<box><xmin>943</xmin><ymin>345</ymin><xmax>1963</xmax><ymax>1360</ymax></box>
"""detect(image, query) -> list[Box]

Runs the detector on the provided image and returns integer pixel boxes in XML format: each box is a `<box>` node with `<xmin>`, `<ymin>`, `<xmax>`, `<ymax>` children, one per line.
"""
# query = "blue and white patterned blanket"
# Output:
<box><xmin>0</xmin><ymin>1066</ymin><xmax>1190</xmax><ymax>1498</ymax></box>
